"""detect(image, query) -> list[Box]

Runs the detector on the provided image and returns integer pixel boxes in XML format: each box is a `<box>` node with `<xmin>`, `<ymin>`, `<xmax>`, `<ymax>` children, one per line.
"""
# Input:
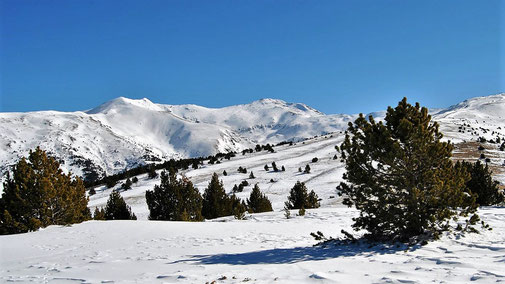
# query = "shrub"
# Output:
<box><xmin>0</xmin><ymin>147</ymin><xmax>90</xmax><ymax>235</ymax></box>
<box><xmin>312</xmin><ymin>157</ymin><xmax>318</xmax><ymax>163</ymax></box>
<box><xmin>338</xmin><ymin>97</ymin><xmax>478</xmax><ymax>242</ymax></box>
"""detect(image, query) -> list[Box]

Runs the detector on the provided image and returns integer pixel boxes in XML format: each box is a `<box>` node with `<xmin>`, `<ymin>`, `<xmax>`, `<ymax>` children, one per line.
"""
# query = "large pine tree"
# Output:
<box><xmin>0</xmin><ymin>147</ymin><xmax>90</xmax><ymax>234</ymax></box>
<box><xmin>338</xmin><ymin>98</ymin><xmax>478</xmax><ymax>241</ymax></box>
<box><xmin>145</xmin><ymin>170</ymin><xmax>203</xmax><ymax>221</ymax></box>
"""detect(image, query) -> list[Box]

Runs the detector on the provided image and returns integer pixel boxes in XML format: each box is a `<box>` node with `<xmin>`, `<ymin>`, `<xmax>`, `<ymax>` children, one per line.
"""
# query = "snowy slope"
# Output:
<box><xmin>1</xmin><ymin>206</ymin><xmax>504</xmax><ymax>283</ymax></box>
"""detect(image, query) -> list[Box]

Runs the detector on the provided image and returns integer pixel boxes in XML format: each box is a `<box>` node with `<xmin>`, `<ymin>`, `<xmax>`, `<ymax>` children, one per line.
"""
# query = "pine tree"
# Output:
<box><xmin>0</xmin><ymin>147</ymin><xmax>90</xmax><ymax>235</ymax></box>
<box><xmin>264</xmin><ymin>164</ymin><xmax>269</xmax><ymax>171</ymax></box>
<box><xmin>338</xmin><ymin>97</ymin><xmax>478</xmax><ymax>242</ymax></box>
<box><xmin>247</xmin><ymin>184</ymin><xmax>273</xmax><ymax>213</ymax></box>
<box><xmin>145</xmin><ymin>169</ymin><xmax>203</xmax><ymax>221</ymax></box>
<box><xmin>122</xmin><ymin>178</ymin><xmax>132</xmax><ymax>190</ymax></box>
<box><xmin>93</xmin><ymin>207</ymin><xmax>106</xmax><ymax>220</ymax></box>
<box><xmin>148</xmin><ymin>165</ymin><xmax>158</xmax><ymax>179</ymax></box>
<box><xmin>272</xmin><ymin>162</ymin><xmax>279</xmax><ymax>172</ymax></box>
<box><xmin>202</xmin><ymin>173</ymin><xmax>229</xmax><ymax>219</ymax></box>
<box><xmin>304</xmin><ymin>164</ymin><xmax>311</xmax><ymax>173</ymax></box>
<box><xmin>104</xmin><ymin>191</ymin><xmax>137</xmax><ymax>220</ymax></box>
<box><xmin>281</xmin><ymin>165</ymin><xmax>286</xmax><ymax>171</ymax></box>
<box><xmin>249</xmin><ymin>171</ymin><xmax>255</xmax><ymax>179</ymax></box>
<box><xmin>284</xmin><ymin>181</ymin><xmax>320</xmax><ymax>209</ymax></box>
<box><xmin>456</xmin><ymin>161</ymin><xmax>504</xmax><ymax>206</ymax></box>
<box><xmin>223</xmin><ymin>170</ymin><xmax>228</xmax><ymax>176</ymax></box>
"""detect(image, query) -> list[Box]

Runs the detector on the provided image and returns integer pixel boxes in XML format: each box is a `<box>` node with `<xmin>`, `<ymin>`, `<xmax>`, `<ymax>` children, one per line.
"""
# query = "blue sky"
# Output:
<box><xmin>1</xmin><ymin>0</ymin><xmax>503</xmax><ymax>114</ymax></box>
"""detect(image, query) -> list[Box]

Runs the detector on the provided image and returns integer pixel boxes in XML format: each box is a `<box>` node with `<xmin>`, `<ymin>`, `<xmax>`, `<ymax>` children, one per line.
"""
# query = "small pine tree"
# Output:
<box><xmin>148</xmin><ymin>165</ymin><xmax>158</xmax><ymax>179</ymax></box>
<box><xmin>89</xmin><ymin>187</ymin><xmax>96</xmax><ymax>195</ymax></box>
<box><xmin>104</xmin><ymin>191</ymin><xmax>137</xmax><ymax>220</ymax></box>
<box><xmin>281</xmin><ymin>165</ymin><xmax>286</xmax><ymax>171</ymax></box>
<box><xmin>202</xmin><ymin>173</ymin><xmax>230</xmax><ymax>219</ymax></box>
<box><xmin>249</xmin><ymin>171</ymin><xmax>255</xmax><ymax>179</ymax></box>
<box><xmin>247</xmin><ymin>184</ymin><xmax>273</xmax><ymax>213</ymax></box>
<box><xmin>284</xmin><ymin>181</ymin><xmax>320</xmax><ymax>209</ymax></box>
<box><xmin>284</xmin><ymin>206</ymin><xmax>291</xmax><ymax>219</ymax></box>
<box><xmin>223</xmin><ymin>170</ymin><xmax>228</xmax><ymax>176</ymax></box>
<box><xmin>272</xmin><ymin>162</ymin><xmax>279</xmax><ymax>172</ymax></box>
<box><xmin>312</xmin><ymin>157</ymin><xmax>318</xmax><ymax>163</ymax></box>
<box><xmin>456</xmin><ymin>161</ymin><xmax>504</xmax><ymax>206</ymax></box>
<box><xmin>304</xmin><ymin>164</ymin><xmax>311</xmax><ymax>173</ymax></box>
<box><xmin>264</xmin><ymin>164</ymin><xmax>269</xmax><ymax>171</ymax></box>
<box><xmin>132</xmin><ymin>177</ymin><xmax>139</xmax><ymax>183</ymax></box>
<box><xmin>298</xmin><ymin>207</ymin><xmax>306</xmax><ymax>216</ymax></box>
<box><xmin>93</xmin><ymin>207</ymin><xmax>106</xmax><ymax>220</ymax></box>
<box><xmin>122</xmin><ymin>178</ymin><xmax>132</xmax><ymax>190</ymax></box>
<box><xmin>298</xmin><ymin>167</ymin><xmax>302</xmax><ymax>172</ymax></box>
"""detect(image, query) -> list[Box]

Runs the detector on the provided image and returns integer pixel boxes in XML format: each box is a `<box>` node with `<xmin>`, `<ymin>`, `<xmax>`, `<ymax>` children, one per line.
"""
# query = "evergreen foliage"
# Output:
<box><xmin>104</xmin><ymin>191</ymin><xmax>137</xmax><ymax>220</ymax></box>
<box><xmin>456</xmin><ymin>161</ymin><xmax>504</xmax><ymax>206</ymax></box>
<box><xmin>148</xmin><ymin>165</ymin><xmax>158</xmax><ymax>179</ymax></box>
<box><xmin>0</xmin><ymin>147</ymin><xmax>90</xmax><ymax>235</ymax></box>
<box><xmin>338</xmin><ymin>97</ymin><xmax>478</xmax><ymax>242</ymax></box>
<box><xmin>145</xmin><ymin>170</ymin><xmax>203</xmax><ymax>221</ymax></box>
<box><xmin>304</xmin><ymin>164</ymin><xmax>311</xmax><ymax>173</ymax></box>
<box><xmin>202</xmin><ymin>173</ymin><xmax>230</xmax><ymax>219</ymax></box>
<box><xmin>281</xmin><ymin>165</ymin><xmax>286</xmax><ymax>171</ymax></box>
<box><xmin>284</xmin><ymin>181</ymin><xmax>320</xmax><ymax>209</ymax></box>
<box><xmin>223</xmin><ymin>170</ymin><xmax>228</xmax><ymax>176</ymax></box>
<box><xmin>93</xmin><ymin>207</ymin><xmax>106</xmax><ymax>220</ymax></box>
<box><xmin>121</xmin><ymin>178</ymin><xmax>132</xmax><ymax>190</ymax></box>
<box><xmin>312</xmin><ymin>157</ymin><xmax>319</xmax><ymax>163</ymax></box>
<box><xmin>272</xmin><ymin>162</ymin><xmax>279</xmax><ymax>172</ymax></box>
<box><xmin>247</xmin><ymin>184</ymin><xmax>273</xmax><ymax>213</ymax></box>
<box><xmin>264</xmin><ymin>164</ymin><xmax>269</xmax><ymax>171</ymax></box>
<box><xmin>249</xmin><ymin>171</ymin><xmax>255</xmax><ymax>179</ymax></box>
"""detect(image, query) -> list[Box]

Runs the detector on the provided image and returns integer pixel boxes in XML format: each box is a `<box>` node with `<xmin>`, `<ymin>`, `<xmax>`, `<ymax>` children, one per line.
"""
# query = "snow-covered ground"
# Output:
<box><xmin>1</xmin><ymin>207</ymin><xmax>504</xmax><ymax>283</ymax></box>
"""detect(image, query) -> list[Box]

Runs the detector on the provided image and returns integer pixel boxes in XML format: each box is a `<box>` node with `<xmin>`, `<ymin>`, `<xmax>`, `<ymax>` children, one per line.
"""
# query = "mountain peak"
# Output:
<box><xmin>86</xmin><ymin>97</ymin><xmax>161</xmax><ymax>114</ymax></box>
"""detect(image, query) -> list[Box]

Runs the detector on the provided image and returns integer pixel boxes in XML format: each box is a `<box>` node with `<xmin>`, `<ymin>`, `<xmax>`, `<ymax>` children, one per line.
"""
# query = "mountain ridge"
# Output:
<box><xmin>1</xmin><ymin>93</ymin><xmax>504</xmax><ymax>181</ymax></box>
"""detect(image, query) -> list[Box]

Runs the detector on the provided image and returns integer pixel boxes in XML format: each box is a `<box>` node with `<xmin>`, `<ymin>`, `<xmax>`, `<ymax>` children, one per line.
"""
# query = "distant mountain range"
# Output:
<box><xmin>1</xmin><ymin>93</ymin><xmax>504</xmax><ymax>181</ymax></box>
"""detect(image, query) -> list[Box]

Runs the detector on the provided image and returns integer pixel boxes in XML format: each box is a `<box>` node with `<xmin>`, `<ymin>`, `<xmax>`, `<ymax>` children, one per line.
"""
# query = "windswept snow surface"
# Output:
<box><xmin>1</xmin><ymin>207</ymin><xmax>504</xmax><ymax>283</ymax></box>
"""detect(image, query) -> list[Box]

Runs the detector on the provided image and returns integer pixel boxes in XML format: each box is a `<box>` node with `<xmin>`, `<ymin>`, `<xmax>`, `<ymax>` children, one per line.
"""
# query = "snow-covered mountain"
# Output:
<box><xmin>1</xmin><ymin>94</ymin><xmax>504</xmax><ymax>181</ymax></box>
<box><xmin>0</xmin><ymin>97</ymin><xmax>355</xmax><ymax>180</ymax></box>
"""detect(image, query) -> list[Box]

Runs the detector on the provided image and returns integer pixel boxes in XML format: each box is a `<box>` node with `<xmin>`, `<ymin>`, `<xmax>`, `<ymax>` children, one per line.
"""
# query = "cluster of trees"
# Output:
<box><xmin>86</xmin><ymin>151</ymin><xmax>239</xmax><ymax>188</ymax></box>
<box><xmin>0</xmin><ymin>148</ymin><xmax>91</xmax><ymax>235</ymax></box>
<box><xmin>338</xmin><ymin>98</ymin><xmax>504</xmax><ymax>242</ymax></box>
<box><xmin>265</xmin><ymin>162</ymin><xmax>285</xmax><ymax>172</ymax></box>
<box><xmin>145</xmin><ymin>172</ymin><xmax>273</xmax><ymax>221</ymax></box>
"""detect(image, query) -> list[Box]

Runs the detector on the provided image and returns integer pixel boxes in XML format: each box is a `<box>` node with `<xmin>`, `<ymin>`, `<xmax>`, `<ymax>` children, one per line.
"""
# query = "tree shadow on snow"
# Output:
<box><xmin>174</xmin><ymin>240</ymin><xmax>421</xmax><ymax>265</ymax></box>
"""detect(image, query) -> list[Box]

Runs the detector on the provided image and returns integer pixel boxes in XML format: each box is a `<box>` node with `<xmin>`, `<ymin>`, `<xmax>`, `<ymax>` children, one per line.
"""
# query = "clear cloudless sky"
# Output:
<box><xmin>0</xmin><ymin>0</ymin><xmax>503</xmax><ymax>114</ymax></box>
